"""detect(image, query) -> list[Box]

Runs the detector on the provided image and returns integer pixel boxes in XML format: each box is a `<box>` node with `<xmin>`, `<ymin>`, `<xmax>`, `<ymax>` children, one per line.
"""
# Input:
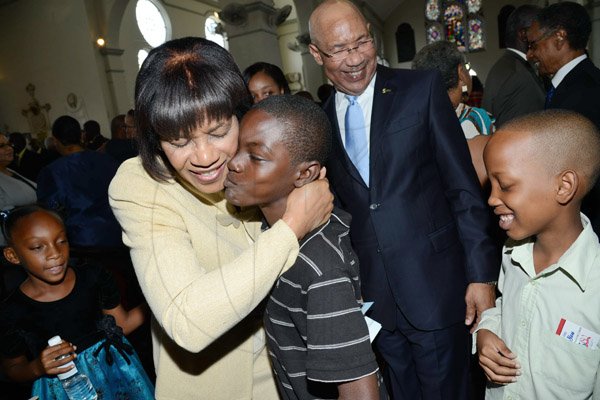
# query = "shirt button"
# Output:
<box><xmin>377</xmin><ymin>248</ymin><xmax>381</xmax><ymax>253</ymax></box>
<box><xmin>369</xmin><ymin>203</ymin><xmax>379</xmax><ymax>210</ymax></box>
<box><xmin>520</xmin><ymin>320</ymin><xmax>526</xmax><ymax>327</ymax></box>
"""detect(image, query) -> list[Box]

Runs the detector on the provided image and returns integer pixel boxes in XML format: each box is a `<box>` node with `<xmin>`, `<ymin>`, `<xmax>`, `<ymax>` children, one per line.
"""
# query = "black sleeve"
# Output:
<box><xmin>0</xmin><ymin>300</ymin><xmax>29</xmax><ymax>359</ymax></box>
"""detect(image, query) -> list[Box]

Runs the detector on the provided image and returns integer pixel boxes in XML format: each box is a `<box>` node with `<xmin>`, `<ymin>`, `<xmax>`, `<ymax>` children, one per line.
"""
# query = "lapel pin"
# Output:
<box><xmin>382</xmin><ymin>88</ymin><xmax>392</xmax><ymax>94</ymax></box>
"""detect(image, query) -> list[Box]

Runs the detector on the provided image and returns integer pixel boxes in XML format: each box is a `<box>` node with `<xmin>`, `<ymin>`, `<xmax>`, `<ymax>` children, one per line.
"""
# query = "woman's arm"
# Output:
<box><xmin>108</xmin><ymin>160</ymin><xmax>331</xmax><ymax>353</ymax></box>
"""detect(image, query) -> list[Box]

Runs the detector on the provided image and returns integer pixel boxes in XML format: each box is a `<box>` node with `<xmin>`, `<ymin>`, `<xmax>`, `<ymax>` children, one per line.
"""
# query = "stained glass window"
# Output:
<box><xmin>425</xmin><ymin>0</ymin><xmax>440</xmax><ymax>21</ymax></box>
<box><xmin>466</xmin><ymin>0</ymin><xmax>482</xmax><ymax>14</ymax></box>
<box><xmin>468</xmin><ymin>18</ymin><xmax>484</xmax><ymax>50</ymax></box>
<box><xmin>424</xmin><ymin>0</ymin><xmax>485</xmax><ymax>51</ymax></box>
<box><xmin>444</xmin><ymin>4</ymin><xmax>465</xmax><ymax>48</ymax></box>
<box><xmin>426</xmin><ymin>24</ymin><xmax>443</xmax><ymax>44</ymax></box>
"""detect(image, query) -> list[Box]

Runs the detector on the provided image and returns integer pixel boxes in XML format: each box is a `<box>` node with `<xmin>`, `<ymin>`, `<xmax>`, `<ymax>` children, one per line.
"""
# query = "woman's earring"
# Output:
<box><xmin>461</xmin><ymin>85</ymin><xmax>469</xmax><ymax>95</ymax></box>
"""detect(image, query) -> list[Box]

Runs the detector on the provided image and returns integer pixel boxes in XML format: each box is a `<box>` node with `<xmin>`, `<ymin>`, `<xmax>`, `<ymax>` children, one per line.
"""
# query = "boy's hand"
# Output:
<box><xmin>477</xmin><ymin>329</ymin><xmax>520</xmax><ymax>384</ymax></box>
<box><xmin>39</xmin><ymin>340</ymin><xmax>77</xmax><ymax>376</ymax></box>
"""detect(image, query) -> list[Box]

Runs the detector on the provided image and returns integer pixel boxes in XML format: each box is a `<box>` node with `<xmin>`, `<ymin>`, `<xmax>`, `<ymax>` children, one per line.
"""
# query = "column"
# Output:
<box><xmin>219</xmin><ymin>0</ymin><xmax>292</xmax><ymax>70</ymax></box>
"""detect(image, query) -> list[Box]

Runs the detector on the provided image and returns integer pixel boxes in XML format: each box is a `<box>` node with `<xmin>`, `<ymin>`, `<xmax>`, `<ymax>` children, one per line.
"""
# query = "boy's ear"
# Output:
<box><xmin>294</xmin><ymin>161</ymin><xmax>321</xmax><ymax>188</ymax></box>
<box><xmin>556</xmin><ymin>170</ymin><xmax>578</xmax><ymax>205</ymax></box>
<box><xmin>3</xmin><ymin>247</ymin><xmax>21</xmax><ymax>265</ymax></box>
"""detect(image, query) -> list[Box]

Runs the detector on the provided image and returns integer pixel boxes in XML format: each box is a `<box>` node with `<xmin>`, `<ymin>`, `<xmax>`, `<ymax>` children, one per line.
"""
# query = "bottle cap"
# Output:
<box><xmin>47</xmin><ymin>335</ymin><xmax>78</xmax><ymax>380</ymax></box>
<box><xmin>47</xmin><ymin>335</ymin><xmax>62</xmax><ymax>346</ymax></box>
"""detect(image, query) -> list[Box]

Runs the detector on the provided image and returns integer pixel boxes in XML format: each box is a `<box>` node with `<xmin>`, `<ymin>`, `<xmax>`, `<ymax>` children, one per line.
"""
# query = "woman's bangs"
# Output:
<box><xmin>149</xmin><ymin>67</ymin><xmax>240</xmax><ymax>141</ymax></box>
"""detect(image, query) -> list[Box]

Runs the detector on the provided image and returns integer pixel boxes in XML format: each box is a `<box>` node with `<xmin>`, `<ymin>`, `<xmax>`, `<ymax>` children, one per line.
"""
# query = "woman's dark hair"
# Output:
<box><xmin>412</xmin><ymin>41</ymin><xmax>466</xmax><ymax>91</ymax></box>
<box><xmin>2</xmin><ymin>205</ymin><xmax>64</xmax><ymax>245</ymax></box>
<box><xmin>135</xmin><ymin>37</ymin><xmax>252</xmax><ymax>181</ymax></box>
<box><xmin>242</xmin><ymin>62</ymin><xmax>291</xmax><ymax>94</ymax></box>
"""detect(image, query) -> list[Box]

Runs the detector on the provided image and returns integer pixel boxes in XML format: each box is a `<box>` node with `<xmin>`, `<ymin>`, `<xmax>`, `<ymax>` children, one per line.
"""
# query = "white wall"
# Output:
<box><xmin>0</xmin><ymin>0</ymin><xmax>111</xmax><ymax>136</ymax></box>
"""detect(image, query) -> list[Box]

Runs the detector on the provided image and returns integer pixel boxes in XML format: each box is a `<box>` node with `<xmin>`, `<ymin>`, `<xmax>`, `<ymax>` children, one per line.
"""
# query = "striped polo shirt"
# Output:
<box><xmin>264</xmin><ymin>208</ymin><xmax>384</xmax><ymax>399</ymax></box>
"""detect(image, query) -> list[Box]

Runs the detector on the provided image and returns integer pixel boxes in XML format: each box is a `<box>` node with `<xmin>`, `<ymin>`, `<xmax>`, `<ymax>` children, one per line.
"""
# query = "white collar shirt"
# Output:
<box><xmin>506</xmin><ymin>48</ymin><xmax>528</xmax><ymax>61</ymax></box>
<box><xmin>552</xmin><ymin>54</ymin><xmax>587</xmax><ymax>89</ymax></box>
<box><xmin>475</xmin><ymin>214</ymin><xmax>600</xmax><ymax>399</ymax></box>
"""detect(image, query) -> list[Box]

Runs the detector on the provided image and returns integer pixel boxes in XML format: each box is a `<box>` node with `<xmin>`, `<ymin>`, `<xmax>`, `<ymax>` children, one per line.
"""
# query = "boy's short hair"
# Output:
<box><xmin>52</xmin><ymin>115</ymin><xmax>82</xmax><ymax>146</ymax></box>
<box><xmin>502</xmin><ymin>109</ymin><xmax>600</xmax><ymax>195</ymax></box>
<box><xmin>252</xmin><ymin>94</ymin><xmax>332</xmax><ymax>165</ymax></box>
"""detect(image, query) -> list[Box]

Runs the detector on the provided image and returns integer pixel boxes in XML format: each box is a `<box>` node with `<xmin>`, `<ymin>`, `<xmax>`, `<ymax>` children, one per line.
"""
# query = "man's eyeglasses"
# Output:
<box><xmin>313</xmin><ymin>38</ymin><xmax>375</xmax><ymax>62</ymax></box>
<box><xmin>0</xmin><ymin>143</ymin><xmax>14</xmax><ymax>149</ymax></box>
<box><xmin>528</xmin><ymin>30</ymin><xmax>555</xmax><ymax>51</ymax></box>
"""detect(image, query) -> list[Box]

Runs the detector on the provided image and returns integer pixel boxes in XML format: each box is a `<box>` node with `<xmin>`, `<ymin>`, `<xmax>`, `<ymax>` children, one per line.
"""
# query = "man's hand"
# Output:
<box><xmin>465</xmin><ymin>282</ymin><xmax>495</xmax><ymax>333</ymax></box>
<box><xmin>477</xmin><ymin>329</ymin><xmax>520</xmax><ymax>384</ymax></box>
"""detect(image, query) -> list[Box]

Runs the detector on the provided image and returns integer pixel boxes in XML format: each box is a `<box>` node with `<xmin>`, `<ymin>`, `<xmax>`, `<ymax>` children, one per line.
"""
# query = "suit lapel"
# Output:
<box><xmin>548</xmin><ymin>58</ymin><xmax>589</xmax><ymax>108</ymax></box>
<box><xmin>371</xmin><ymin>66</ymin><xmax>397</xmax><ymax>170</ymax></box>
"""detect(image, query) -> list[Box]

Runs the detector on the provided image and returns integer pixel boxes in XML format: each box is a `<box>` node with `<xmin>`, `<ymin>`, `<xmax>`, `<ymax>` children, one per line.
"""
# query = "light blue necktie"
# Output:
<box><xmin>344</xmin><ymin>95</ymin><xmax>369</xmax><ymax>186</ymax></box>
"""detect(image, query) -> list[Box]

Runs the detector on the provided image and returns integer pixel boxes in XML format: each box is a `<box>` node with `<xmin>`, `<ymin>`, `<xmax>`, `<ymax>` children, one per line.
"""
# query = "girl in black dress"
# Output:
<box><xmin>0</xmin><ymin>205</ymin><xmax>154</xmax><ymax>399</ymax></box>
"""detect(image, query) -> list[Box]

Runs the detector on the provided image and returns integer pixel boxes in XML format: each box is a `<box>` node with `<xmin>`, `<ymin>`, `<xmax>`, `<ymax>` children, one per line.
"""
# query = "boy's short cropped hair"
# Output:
<box><xmin>251</xmin><ymin>94</ymin><xmax>332</xmax><ymax>165</ymax></box>
<box><xmin>502</xmin><ymin>109</ymin><xmax>600</xmax><ymax>195</ymax></box>
<box><xmin>52</xmin><ymin>115</ymin><xmax>82</xmax><ymax>146</ymax></box>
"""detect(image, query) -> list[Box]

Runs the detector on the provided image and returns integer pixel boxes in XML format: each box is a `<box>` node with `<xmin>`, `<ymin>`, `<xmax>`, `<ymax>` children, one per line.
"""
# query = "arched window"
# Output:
<box><xmin>425</xmin><ymin>0</ymin><xmax>485</xmax><ymax>52</ymax></box>
<box><xmin>205</xmin><ymin>15</ymin><xmax>228</xmax><ymax>50</ymax></box>
<box><xmin>395</xmin><ymin>23</ymin><xmax>416</xmax><ymax>62</ymax></box>
<box><xmin>138</xmin><ymin>49</ymin><xmax>149</xmax><ymax>69</ymax></box>
<box><xmin>135</xmin><ymin>0</ymin><xmax>171</xmax><ymax>68</ymax></box>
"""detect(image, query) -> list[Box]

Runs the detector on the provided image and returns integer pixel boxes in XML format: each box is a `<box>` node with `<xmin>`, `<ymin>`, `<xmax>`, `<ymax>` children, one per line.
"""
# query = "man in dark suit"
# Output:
<box><xmin>483</xmin><ymin>5</ymin><xmax>545</xmax><ymax>127</ymax></box>
<box><xmin>308</xmin><ymin>1</ymin><xmax>500</xmax><ymax>399</ymax></box>
<box><xmin>527</xmin><ymin>1</ymin><xmax>600</xmax><ymax>233</ymax></box>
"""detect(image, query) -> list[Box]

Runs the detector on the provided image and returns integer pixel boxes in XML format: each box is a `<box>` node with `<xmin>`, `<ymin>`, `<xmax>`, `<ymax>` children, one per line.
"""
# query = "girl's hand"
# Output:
<box><xmin>38</xmin><ymin>340</ymin><xmax>77</xmax><ymax>376</ymax></box>
<box><xmin>282</xmin><ymin>167</ymin><xmax>333</xmax><ymax>239</ymax></box>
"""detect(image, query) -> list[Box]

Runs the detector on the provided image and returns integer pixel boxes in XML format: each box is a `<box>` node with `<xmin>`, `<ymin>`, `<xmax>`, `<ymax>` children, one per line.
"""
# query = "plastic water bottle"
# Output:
<box><xmin>47</xmin><ymin>336</ymin><xmax>98</xmax><ymax>400</ymax></box>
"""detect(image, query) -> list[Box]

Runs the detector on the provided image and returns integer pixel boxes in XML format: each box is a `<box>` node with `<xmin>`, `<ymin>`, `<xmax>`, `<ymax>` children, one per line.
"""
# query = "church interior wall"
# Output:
<box><xmin>0</xmin><ymin>0</ymin><xmax>598</xmax><ymax>138</ymax></box>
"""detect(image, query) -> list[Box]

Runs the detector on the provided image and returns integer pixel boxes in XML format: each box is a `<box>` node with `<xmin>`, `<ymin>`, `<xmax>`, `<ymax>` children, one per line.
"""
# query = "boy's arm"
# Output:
<box><xmin>338</xmin><ymin>373</ymin><xmax>380</xmax><ymax>400</ymax></box>
<box><xmin>474</xmin><ymin>260</ymin><xmax>521</xmax><ymax>384</ymax></box>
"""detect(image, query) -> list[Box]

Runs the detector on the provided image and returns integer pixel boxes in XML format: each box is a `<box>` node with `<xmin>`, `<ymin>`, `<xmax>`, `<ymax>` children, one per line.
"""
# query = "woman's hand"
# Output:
<box><xmin>282</xmin><ymin>167</ymin><xmax>333</xmax><ymax>239</ymax></box>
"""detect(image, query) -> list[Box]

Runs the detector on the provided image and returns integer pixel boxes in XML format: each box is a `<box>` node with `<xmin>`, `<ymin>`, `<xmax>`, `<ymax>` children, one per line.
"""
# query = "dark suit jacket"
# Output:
<box><xmin>324</xmin><ymin>65</ymin><xmax>500</xmax><ymax>331</ymax></box>
<box><xmin>483</xmin><ymin>50</ymin><xmax>545</xmax><ymax>127</ymax></box>
<box><xmin>550</xmin><ymin>57</ymin><xmax>600</xmax><ymax>233</ymax></box>
<box><xmin>549</xmin><ymin>58</ymin><xmax>600</xmax><ymax>129</ymax></box>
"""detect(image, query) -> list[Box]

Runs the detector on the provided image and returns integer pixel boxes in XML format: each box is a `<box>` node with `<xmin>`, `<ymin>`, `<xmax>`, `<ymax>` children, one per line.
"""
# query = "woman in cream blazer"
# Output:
<box><xmin>109</xmin><ymin>38</ymin><xmax>332</xmax><ymax>400</ymax></box>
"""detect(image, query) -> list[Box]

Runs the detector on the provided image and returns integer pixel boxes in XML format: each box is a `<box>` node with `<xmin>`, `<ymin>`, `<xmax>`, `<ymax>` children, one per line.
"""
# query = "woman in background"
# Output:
<box><xmin>413</xmin><ymin>41</ymin><xmax>496</xmax><ymax>186</ymax></box>
<box><xmin>0</xmin><ymin>134</ymin><xmax>36</xmax><ymax>246</ymax></box>
<box><xmin>243</xmin><ymin>62</ymin><xmax>290</xmax><ymax>104</ymax></box>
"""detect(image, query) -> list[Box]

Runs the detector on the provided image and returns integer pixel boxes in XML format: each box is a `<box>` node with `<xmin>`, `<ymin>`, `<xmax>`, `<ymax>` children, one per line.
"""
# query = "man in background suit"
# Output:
<box><xmin>527</xmin><ymin>1</ymin><xmax>600</xmax><ymax>233</ymax></box>
<box><xmin>308</xmin><ymin>1</ymin><xmax>500</xmax><ymax>399</ymax></box>
<box><xmin>483</xmin><ymin>5</ymin><xmax>545</xmax><ymax>127</ymax></box>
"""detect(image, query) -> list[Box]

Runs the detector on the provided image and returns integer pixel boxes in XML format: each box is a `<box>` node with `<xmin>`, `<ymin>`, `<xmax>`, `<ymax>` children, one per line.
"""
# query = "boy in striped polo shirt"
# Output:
<box><xmin>224</xmin><ymin>95</ymin><xmax>385</xmax><ymax>400</ymax></box>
